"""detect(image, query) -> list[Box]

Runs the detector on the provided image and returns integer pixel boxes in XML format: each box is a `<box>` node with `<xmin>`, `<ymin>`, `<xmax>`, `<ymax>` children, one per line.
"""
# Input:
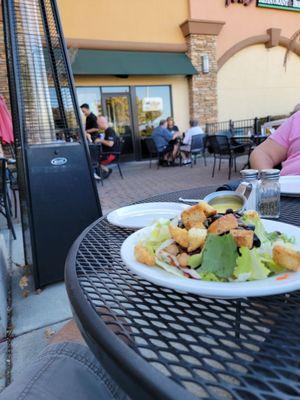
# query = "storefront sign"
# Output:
<box><xmin>142</xmin><ymin>97</ymin><xmax>163</xmax><ymax>112</ymax></box>
<box><xmin>225</xmin><ymin>0</ymin><xmax>254</xmax><ymax>6</ymax></box>
<box><xmin>257</xmin><ymin>0</ymin><xmax>300</xmax><ymax>11</ymax></box>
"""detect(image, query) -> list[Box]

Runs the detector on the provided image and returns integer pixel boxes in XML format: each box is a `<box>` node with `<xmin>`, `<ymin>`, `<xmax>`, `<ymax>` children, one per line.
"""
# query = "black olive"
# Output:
<box><xmin>211</xmin><ymin>214</ymin><xmax>223</xmax><ymax>222</ymax></box>
<box><xmin>225</xmin><ymin>208</ymin><xmax>234</xmax><ymax>214</ymax></box>
<box><xmin>253</xmin><ymin>233</ymin><xmax>261</xmax><ymax>248</ymax></box>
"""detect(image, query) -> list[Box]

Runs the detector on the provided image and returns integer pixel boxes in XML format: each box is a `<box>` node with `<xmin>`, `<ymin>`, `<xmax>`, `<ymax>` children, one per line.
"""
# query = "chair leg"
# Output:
<box><xmin>4</xmin><ymin>193</ymin><xmax>16</xmax><ymax>240</ymax></box>
<box><xmin>117</xmin><ymin>162</ymin><xmax>124</xmax><ymax>179</ymax></box>
<box><xmin>191</xmin><ymin>154</ymin><xmax>193</xmax><ymax>168</ymax></box>
<box><xmin>218</xmin><ymin>156</ymin><xmax>222</xmax><ymax>171</ymax></box>
<box><xmin>234</xmin><ymin>157</ymin><xmax>237</xmax><ymax>172</ymax></box>
<box><xmin>12</xmin><ymin>189</ymin><xmax>17</xmax><ymax>218</ymax></box>
<box><xmin>149</xmin><ymin>155</ymin><xmax>152</xmax><ymax>169</ymax></box>
<box><xmin>212</xmin><ymin>155</ymin><xmax>216</xmax><ymax>177</ymax></box>
<box><xmin>203</xmin><ymin>151</ymin><xmax>207</xmax><ymax>167</ymax></box>
<box><xmin>228</xmin><ymin>156</ymin><xmax>232</xmax><ymax>180</ymax></box>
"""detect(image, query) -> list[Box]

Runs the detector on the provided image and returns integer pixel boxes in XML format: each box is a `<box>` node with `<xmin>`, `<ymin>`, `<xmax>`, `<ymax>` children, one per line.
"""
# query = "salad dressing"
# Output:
<box><xmin>209</xmin><ymin>197</ymin><xmax>243</xmax><ymax>214</ymax></box>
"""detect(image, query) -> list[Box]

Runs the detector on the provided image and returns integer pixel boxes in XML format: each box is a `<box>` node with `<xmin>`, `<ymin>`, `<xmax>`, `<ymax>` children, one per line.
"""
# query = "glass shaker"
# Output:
<box><xmin>240</xmin><ymin>169</ymin><xmax>259</xmax><ymax>211</ymax></box>
<box><xmin>257</xmin><ymin>169</ymin><xmax>280</xmax><ymax>218</ymax></box>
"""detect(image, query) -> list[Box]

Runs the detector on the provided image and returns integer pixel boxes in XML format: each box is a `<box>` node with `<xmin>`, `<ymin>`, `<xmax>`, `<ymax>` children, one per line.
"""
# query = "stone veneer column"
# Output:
<box><xmin>0</xmin><ymin>4</ymin><xmax>10</xmax><ymax>109</ymax></box>
<box><xmin>180</xmin><ymin>20</ymin><xmax>225</xmax><ymax>125</ymax></box>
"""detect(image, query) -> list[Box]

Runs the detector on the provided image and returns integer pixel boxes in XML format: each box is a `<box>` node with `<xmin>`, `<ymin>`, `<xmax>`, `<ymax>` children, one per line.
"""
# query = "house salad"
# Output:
<box><xmin>134</xmin><ymin>202</ymin><xmax>300</xmax><ymax>282</ymax></box>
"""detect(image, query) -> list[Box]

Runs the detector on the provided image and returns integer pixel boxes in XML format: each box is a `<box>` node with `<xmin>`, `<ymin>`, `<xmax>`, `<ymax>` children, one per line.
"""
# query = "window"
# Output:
<box><xmin>101</xmin><ymin>86</ymin><xmax>129</xmax><ymax>93</ymax></box>
<box><xmin>76</xmin><ymin>87</ymin><xmax>102</xmax><ymax>119</ymax></box>
<box><xmin>135</xmin><ymin>86</ymin><xmax>172</xmax><ymax>137</ymax></box>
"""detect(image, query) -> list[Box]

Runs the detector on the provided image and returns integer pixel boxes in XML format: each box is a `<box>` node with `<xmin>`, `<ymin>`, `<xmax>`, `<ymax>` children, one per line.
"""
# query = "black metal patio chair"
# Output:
<box><xmin>144</xmin><ymin>137</ymin><xmax>164</xmax><ymax>169</ymax></box>
<box><xmin>88</xmin><ymin>143</ymin><xmax>103</xmax><ymax>186</ymax></box>
<box><xmin>0</xmin><ymin>158</ymin><xmax>16</xmax><ymax>239</ymax></box>
<box><xmin>207</xmin><ymin>135</ymin><xmax>251</xmax><ymax>180</ymax></box>
<box><xmin>189</xmin><ymin>134</ymin><xmax>207</xmax><ymax>168</ymax></box>
<box><xmin>110</xmin><ymin>137</ymin><xmax>124</xmax><ymax>179</ymax></box>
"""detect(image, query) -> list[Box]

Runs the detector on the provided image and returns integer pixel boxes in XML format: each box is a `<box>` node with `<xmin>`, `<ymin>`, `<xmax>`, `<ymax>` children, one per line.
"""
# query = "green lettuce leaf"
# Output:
<box><xmin>234</xmin><ymin>247</ymin><xmax>271</xmax><ymax>281</ymax></box>
<box><xmin>143</xmin><ymin>220</ymin><xmax>171</xmax><ymax>252</ymax></box>
<box><xmin>188</xmin><ymin>252</ymin><xmax>202</xmax><ymax>269</ymax></box>
<box><xmin>260</xmin><ymin>253</ymin><xmax>286</xmax><ymax>274</ymax></box>
<box><xmin>242</xmin><ymin>213</ymin><xmax>295</xmax><ymax>246</ymax></box>
<box><xmin>199</xmin><ymin>272</ymin><xmax>223</xmax><ymax>282</ymax></box>
<box><xmin>199</xmin><ymin>234</ymin><xmax>238</xmax><ymax>279</ymax></box>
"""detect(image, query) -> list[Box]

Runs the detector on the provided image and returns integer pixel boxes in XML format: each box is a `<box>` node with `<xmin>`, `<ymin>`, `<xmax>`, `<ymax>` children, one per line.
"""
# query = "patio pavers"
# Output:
<box><xmin>98</xmin><ymin>157</ymin><xmax>245</xmax><ymax>214</ymax></box>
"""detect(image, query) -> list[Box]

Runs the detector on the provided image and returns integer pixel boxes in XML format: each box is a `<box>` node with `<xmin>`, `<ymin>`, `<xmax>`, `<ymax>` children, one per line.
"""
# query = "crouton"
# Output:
<box><xmin>243</xmin><ymin>210</ymin><xmax>260</xmax><ymax>219</ymax></box>
<box><xmin>169</xmin><ymin>224</ymin><xmax>189</xmax><ymax>248</ymax></box>
<box><xmin>273</xmin><ymin>243</ymin><xmax>300</xmax><ymax>272</ymax></box>
<box><xmin>188</xmin><ymin>228</ymin><xmax>207</xmax><ymax>252</ymax></box>
<box><xmin>199</xmin><ymin>202</ymin><xmax>217</xmax><ymax>217</ymax></box>
<box><xmin>134</xmin><ymin>243</ymin><xmax>155</xmax><ymax>266</ymax></box>
<box><xmin>208</xmin><ymin>214</ymin><xmax>238</xmax><ymax>235</ymax></box>
<box><xmin>177</xmin><ymin>253</ymin><xmax>189</xmax><ymax>268</ymax></box>
<box><xmin>230</xmin><ymin>229</ymin><xmax>254</xmax><ymax>249</ymax></box>
<box><xmin>181</xmin><ymin>204</ymin><xmax>207</xmax><ymax>230</ymax></box>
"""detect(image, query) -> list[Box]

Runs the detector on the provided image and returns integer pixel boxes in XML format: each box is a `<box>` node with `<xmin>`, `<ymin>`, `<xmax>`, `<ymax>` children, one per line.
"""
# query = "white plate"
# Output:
<box><xmin>107</xmin><ymin>202</ymin><xmax>189</xmax><ymax>229</ymax></box>
<box><xmin>121</xmin><ymin>220</ymin><xmax>300</xmax><ymax>299</ymax></box>
<box><xmin>280</xmin><ymin>176</ymin><xmax>300</xmax><ymax>196</ymax></box>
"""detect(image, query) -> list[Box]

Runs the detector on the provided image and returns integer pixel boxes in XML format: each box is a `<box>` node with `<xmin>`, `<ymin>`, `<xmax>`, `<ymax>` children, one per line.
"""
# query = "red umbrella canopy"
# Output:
<box><xmin>0</xmin><ymin>96</ymin><xmax>14</xmax><ymax>144</ymax></box>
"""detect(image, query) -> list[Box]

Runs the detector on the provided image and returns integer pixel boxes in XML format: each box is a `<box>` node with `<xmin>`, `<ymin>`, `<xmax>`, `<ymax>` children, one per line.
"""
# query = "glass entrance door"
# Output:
<box><xmin>102</xmin><ymin>93</ymin><xmax>135</xmax><ymax>159</ymax></box>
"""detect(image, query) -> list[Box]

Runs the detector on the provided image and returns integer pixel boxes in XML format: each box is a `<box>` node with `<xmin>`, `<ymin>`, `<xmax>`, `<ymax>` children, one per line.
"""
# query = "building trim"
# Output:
<box><xmin>218</xmin><ymin>31</ymin><xmax>300</xmax><ymax>69</ymax></box>
<box><xmin>66</xmin><ymin>38</ymin><xmax>187</xmax><ymax>53</ymax></box>
<box><xmin>180</xmin><ymin>19</ymin><xmax>225</xmax><ymax>37</ymax></box>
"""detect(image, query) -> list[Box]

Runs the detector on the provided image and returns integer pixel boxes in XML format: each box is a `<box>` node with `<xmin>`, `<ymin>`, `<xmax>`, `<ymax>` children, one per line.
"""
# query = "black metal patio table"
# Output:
<box><xmin>65</xmin><ymin>187</ymin><xmax>300</xmax><ymax>400</ymax></box>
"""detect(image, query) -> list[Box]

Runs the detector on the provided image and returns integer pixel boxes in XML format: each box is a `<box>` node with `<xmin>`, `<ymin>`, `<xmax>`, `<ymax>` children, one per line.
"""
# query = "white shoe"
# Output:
<box><xmin>183</xmin><ymin>159</ymin><xmax>192</xmax><ymax>165</ymax></box>
<box><xmin>93</xmin><ymin>172</ymin><xmax>101</xmax><ymax>180</ymax></box>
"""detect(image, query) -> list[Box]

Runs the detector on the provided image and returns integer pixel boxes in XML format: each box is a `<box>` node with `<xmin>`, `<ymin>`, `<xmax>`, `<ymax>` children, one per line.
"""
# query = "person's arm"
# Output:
<box><xmin>99</xmin><ymin>138</ymin><xmax>114</xmax><ymax>147</ymax></box>
<box><xmin>250</xmin><ymin>138</ymin><xmax>287</xmax><ymax>170</ymax></box>
<box><xmin>86</xmin><ymin>127</ymin><xmax>99</xmax><ymax>134</ymax></box>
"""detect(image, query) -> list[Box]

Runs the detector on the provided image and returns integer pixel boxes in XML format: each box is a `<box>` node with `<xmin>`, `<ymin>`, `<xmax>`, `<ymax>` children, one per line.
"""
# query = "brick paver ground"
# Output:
<box><xmin>99</xmin><ymin>156</ymin><xmax>247</xmax><ymax>214</ymax></box>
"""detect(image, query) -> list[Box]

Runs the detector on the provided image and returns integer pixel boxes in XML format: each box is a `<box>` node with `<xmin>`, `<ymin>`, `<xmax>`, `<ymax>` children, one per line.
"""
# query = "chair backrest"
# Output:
<box><xmin>207</xmin><ymin>135</ymin><xmax>230</xmax><ymax>154</ymax></box>
<box><xmin>88</xmin><ymin>144</ymin><xmax>101</xmax><ymax>166</ymax></box>
<box><xmin>190</xmin><ymin>134</ymin><xmax>206</xmax><ymax>152</ymax></box>
<box><xmin>144</xmin><ymin>137</ymin><xmax>158</xmax><ymax>155</ymax></box>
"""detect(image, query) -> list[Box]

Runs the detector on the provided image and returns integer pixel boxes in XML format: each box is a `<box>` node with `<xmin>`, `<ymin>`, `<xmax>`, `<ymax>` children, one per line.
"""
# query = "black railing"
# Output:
<box><xmin>206</xmin><ymin>114</ymin><xmax>288</xmax><ymax>136</ymax></box>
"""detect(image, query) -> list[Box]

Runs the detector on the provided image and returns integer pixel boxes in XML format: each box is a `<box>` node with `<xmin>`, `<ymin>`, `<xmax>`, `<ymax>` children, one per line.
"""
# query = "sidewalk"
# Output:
<box><xmin>0</xmin><ymin>156</ymin><xmax>245</xmax><ymax>392</ymax></box>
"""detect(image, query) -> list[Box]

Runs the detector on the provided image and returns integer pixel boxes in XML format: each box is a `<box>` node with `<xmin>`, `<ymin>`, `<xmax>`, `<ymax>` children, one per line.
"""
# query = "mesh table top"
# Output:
<box><xmin>66</xmin><ymin>187</ymin><xmax>300</xmax><ymax>400</ymax></box>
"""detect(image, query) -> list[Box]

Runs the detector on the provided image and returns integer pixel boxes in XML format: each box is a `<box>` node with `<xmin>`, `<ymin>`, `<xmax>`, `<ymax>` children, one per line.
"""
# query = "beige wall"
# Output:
<box><xmin>58</xmin><ymin>0</ymin><xmax>188</xmax><ymax>44</ymax></box>
<box><xmin>189</xmin><ymin>0</ymin><xmax>300</xmax><ymax>59</ymax></box>
<box><xmin>75</xmin><ymin>75</ymin><xmax>190</xmax><ymax>131</ymax></box>
<box><xmin>218</xmin><ymin>45</ymin><xmax>300</xmax><ymax>121</ymax></box>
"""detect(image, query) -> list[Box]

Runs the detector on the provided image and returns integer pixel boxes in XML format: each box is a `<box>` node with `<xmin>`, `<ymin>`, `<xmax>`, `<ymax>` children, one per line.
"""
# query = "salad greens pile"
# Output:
<box><xmin>138</xmin><ymin>213</ymin><xmax>295</xmax><ymax>282</ymax></box>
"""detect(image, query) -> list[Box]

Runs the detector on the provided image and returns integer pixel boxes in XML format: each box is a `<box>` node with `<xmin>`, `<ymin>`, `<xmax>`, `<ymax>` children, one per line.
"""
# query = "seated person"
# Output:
<box><xmin>250</xmin><ymin>111</ymin><xmax>300</xmax><ymax>175</ymax></box>
<box><xmin>80</xmin><ymin>103</ymin><xmax>99</xmax><ymax>142</ymax></box>
<box><xmin>151</xmin><ymin>119</ymin><xmax>181</xmax><ymax>164</ymax></box>
<box><xmin>94</xmin><ymin>116</ymin><xmax>118</xmax><ymax>179</ymax></box>
<box><xmin>180</xmin><ymin>119</ymin><xmax>204</xmax><ymax>165</ymax></box>
<box><xmin>166</xmin><ymin>116</ymin><xmax>180</xmax><ymax>135</ymax></box>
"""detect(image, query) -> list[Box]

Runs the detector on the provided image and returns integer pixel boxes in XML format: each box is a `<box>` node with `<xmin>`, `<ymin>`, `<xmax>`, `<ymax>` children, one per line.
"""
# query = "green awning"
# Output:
<box><xmin>71</xmin><ymin>49</ymin><xmax>197</xmax><ymax>76</ymax></box>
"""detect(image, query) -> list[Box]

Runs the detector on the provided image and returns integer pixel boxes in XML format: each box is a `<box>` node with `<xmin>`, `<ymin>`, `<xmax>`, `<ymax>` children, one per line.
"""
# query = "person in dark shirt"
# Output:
<box><xmin>166</xmin><ymin>116</ymin><xmax>180</xmax><ymax>135</ymax></box>
<box><xmin>151</xmin><ymin>119</ymin><xmax>181</xmax><ymax>165</ymax></box>
<box><xmin>80</xmin><ymin>103</ymin><xmax>99</xmax><ymax>142</ymax></box>
<box><xmin>95</xmin><ymin>116</ymin><xmax>119</xmax><ymax>178</ymax></box>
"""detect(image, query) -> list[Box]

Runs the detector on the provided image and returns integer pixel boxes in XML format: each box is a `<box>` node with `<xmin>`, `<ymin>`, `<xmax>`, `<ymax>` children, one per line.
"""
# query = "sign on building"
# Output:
<box><xmin>257</xmin><ymin>0</ymin><xmax>300</xmax><ymax>11</ymax></box>
<box><xmin>142</xmin><ymin>97</ymin><xmax>163</xmax><ymax>112</ymax></box>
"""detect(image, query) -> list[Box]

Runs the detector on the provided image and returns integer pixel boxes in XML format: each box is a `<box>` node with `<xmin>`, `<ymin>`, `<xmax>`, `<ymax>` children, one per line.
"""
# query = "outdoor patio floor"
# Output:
<box><xmin>0</xmin><ymin>155</ymin><xmax>246</xmax><ymax>392</ymax></box>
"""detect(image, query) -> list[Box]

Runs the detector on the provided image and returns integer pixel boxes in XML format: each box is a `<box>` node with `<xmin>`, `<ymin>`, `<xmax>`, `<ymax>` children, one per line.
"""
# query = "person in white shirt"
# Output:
<box><xmin>180</xmin><ymin>120</ymin><xmax>204</xmax><ymax>165</ymax></box>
